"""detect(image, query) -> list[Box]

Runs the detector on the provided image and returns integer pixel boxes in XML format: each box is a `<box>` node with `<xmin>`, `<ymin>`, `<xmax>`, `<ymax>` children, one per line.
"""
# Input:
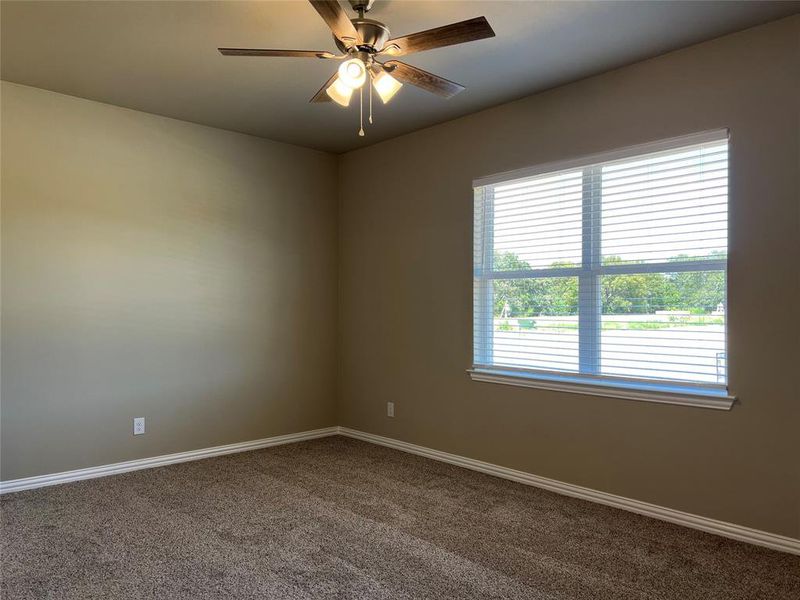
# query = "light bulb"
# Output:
<box><xmin>372</xmin><ymin>70</ymin><xmax>403</xmax><ymax>104</ymax></box>
<box><xmin>325</xmin><ymin>77</ymin><xmax>353</xmax><ymax>107</ymax></box>
<box><xmin>338</xmin><ymin>58</ymin><xmax>367</xmax><ymax>89</ymax></box>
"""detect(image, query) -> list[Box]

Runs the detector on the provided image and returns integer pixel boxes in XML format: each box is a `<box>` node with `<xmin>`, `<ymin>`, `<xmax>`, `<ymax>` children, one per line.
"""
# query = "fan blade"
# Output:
<box><xmin>219</xmin><ymin>48</ymin><xmax>336</xmax><ymax>59</ymax></box>
<box><xmin>383</xmin><ymin>16</ymin><xmax>495</xmax><ymax>57</ymax></box>
<box><xmin>309</xmin><ymin>0</ymin><xmax>362</xmax><ymax>45</ymax></box>
<box><xmin>310</xmin><ymin>72</ymin><xmax>338</xmax><ymax>103</ymax></box>
<box><xmin>383</xmin><ymin>61</ymin><xmax>465</xmax><ymax>99</ymax></box>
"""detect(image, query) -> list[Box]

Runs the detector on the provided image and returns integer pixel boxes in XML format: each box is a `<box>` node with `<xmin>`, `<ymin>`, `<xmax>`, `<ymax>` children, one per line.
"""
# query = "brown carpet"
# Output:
<box><xmin>1</xmin><ymin>436</ymin><xmax>797</xmax><ymax>599</ymax></box>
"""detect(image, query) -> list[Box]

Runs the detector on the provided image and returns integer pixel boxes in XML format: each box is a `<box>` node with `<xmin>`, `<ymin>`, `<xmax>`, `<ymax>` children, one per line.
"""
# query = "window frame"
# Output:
<box><xmin>470</xmin><ymin>130</ymin><xmax>736</xmax><ymax>410</ymax></box>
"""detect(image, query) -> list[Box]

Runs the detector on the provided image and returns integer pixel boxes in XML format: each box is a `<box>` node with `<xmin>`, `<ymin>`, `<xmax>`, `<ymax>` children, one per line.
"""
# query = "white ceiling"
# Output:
<box><xmin>2</xmin><ymin>1</ymin><xmax>798</xmax><ymax>153</ymax></box>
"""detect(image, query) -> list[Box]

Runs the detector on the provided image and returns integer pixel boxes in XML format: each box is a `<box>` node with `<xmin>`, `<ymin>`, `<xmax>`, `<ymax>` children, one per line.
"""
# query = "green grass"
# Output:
<box><xmin>497</xmin><ymin>320</ymin><xmax>514</xmax><ymax>332</ymax></box>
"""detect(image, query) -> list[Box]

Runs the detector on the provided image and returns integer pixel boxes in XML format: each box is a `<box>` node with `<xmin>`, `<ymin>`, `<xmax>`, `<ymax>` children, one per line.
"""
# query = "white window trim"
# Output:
<box><xmin>471</xmin><ymin>129</ymin><xmax>735</xmax><ymax>410</ymax></box>
<box><xmin>467</xmin><ymin>368</ymin><xmax>736</xmax><ymax>410</ymax></box>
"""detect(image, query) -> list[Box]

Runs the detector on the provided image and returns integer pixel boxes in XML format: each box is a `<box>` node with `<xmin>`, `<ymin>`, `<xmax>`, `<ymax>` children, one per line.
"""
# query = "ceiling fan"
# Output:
<box><xmin>218</xmin><ymin>0</ymin><xmax>495</xmax><ymax>136</ymax></box>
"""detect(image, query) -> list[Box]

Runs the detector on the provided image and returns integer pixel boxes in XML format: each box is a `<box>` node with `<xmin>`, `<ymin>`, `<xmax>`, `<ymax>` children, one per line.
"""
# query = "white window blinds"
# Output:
<box><xmin>473</xmin><ymin>130</ymin><xmax>729</xmax><ymax>392</ymax></box>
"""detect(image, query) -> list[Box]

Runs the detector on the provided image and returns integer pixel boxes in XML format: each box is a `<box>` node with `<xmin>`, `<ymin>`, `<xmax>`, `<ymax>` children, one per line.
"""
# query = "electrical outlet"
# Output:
<box><xmin>133</xmin><ymin>417</ymin><xmax>145</xmax><ymax>435</ymax></box>
<box><xmin>387</xmin><ymin>402</ymin><xmax>395</xmax><ymax>418</ymax></box>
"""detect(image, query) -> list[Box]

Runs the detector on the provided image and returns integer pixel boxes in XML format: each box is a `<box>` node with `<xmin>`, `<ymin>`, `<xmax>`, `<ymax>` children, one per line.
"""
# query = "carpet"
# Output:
<box><xmin>1</xmin><ymin>436</ymin><xmax>798</xmax><ymax>599</ymax></box>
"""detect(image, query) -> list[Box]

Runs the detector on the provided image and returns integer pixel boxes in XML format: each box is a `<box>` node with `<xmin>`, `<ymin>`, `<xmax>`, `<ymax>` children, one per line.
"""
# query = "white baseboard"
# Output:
<box><xmin>0</xmin><ymin>427</ymin><xmax>338</xmax><ymax>494</ymax></box>
<box><xmin>338</xmin><ymin>427</ymin><xmax>800</xmax><ymax>556</ymax></box>
<box><xmin>3</xmin><ymin>424</ymin><xmax>797</xmax><ymax>556</ymax></box>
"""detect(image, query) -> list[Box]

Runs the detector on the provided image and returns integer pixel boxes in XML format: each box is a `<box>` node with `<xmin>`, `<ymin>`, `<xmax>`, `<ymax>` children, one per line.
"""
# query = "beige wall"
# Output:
<box><xmin>338</xmin><ymin>17</ymin><xmax>800</xmax><ymax>538</ymax></box>
<box><xmin>1</xmin><ymin>82</ymin><xmax>338</xmax><ymax>480</ymax></box>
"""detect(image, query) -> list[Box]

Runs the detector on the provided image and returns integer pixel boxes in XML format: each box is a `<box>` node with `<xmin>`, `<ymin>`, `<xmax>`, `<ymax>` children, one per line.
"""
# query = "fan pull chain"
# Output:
<box><xmin>358</xmin><ymin>87</ymin><xmax>365</xmax><ymax>137</ymax></box>
<box><xmin>369</xmin><ymin>75</ymin><xmax>373</xmax><ymax>124</ymax></box>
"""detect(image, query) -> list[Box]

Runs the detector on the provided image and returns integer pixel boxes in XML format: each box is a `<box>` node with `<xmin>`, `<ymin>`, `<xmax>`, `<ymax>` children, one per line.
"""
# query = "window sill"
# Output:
<box><xmin>467</xmin><ymin>368</ymin><xmax>736</xmax><ymax>410</ymax></box>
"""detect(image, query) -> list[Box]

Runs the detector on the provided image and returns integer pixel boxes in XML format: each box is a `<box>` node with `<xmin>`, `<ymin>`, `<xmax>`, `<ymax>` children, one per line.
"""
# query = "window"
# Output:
<box><xmin>471</xmin><ymin>130</ymin><xmax>734</xmax><ymax>409</ymax></box>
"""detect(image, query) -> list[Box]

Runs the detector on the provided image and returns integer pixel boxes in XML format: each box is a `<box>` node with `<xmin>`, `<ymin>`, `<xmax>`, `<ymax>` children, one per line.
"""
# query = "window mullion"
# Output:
<box><xmin>579</xmin><ymin>166</ymin><xmax>602</xmax><ymax>375</ymax></box>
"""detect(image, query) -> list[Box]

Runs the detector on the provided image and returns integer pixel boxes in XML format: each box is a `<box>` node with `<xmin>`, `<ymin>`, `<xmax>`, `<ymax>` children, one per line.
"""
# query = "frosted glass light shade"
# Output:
<box><xmin>372</xmin><ymin>70</ymin><xmax>403</xmax><ymax>104</ymax></box>
<box><xmin>326</xmin><ymin>78</ymin><xmax>354</xmax><ymax>107</ymax></box>
<box><xmin>338</xmin><ymin>58</ymin><xmax>367</xmax><ymax>89</ymax></box>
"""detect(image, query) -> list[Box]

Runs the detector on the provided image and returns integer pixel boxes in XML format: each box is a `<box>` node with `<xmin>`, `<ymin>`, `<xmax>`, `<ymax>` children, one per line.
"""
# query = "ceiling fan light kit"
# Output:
<box><xmin>219</xmin><ymin>0</ymin><xmax>495</xmax><ymax>137</ymax></box>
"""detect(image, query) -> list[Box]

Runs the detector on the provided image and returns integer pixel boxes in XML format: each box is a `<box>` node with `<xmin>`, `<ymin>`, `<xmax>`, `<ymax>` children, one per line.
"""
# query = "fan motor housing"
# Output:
<box><xmin>335</xmin><ymin>18</ymin><xmax>390</xmax><ymax>53</ymax></box>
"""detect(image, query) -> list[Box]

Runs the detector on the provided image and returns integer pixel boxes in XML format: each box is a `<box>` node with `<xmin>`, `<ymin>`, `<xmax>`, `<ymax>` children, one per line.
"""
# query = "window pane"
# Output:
<box><xmin>487</xmin><ymin>277</ymin><xmax>579</xmax><ymax>372</ymax></box>
<box><xmin>474</xmin><ymin>132</ymin><xmax>729</xmax><ymax>391</ymax></box>
<box><xmin>600</xmin><ymin>142</ymin><xmax>727</xmax><ymax>265</ymax></box>
<box><xmin>493</xmin><ymin>171</ymin><xmax>583</xmax><ymax>270</ymax></box>
<box><xmin>599</xmin><ymin>271</ymin><xmax>726</xmax><ymax>384</ymax></box>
